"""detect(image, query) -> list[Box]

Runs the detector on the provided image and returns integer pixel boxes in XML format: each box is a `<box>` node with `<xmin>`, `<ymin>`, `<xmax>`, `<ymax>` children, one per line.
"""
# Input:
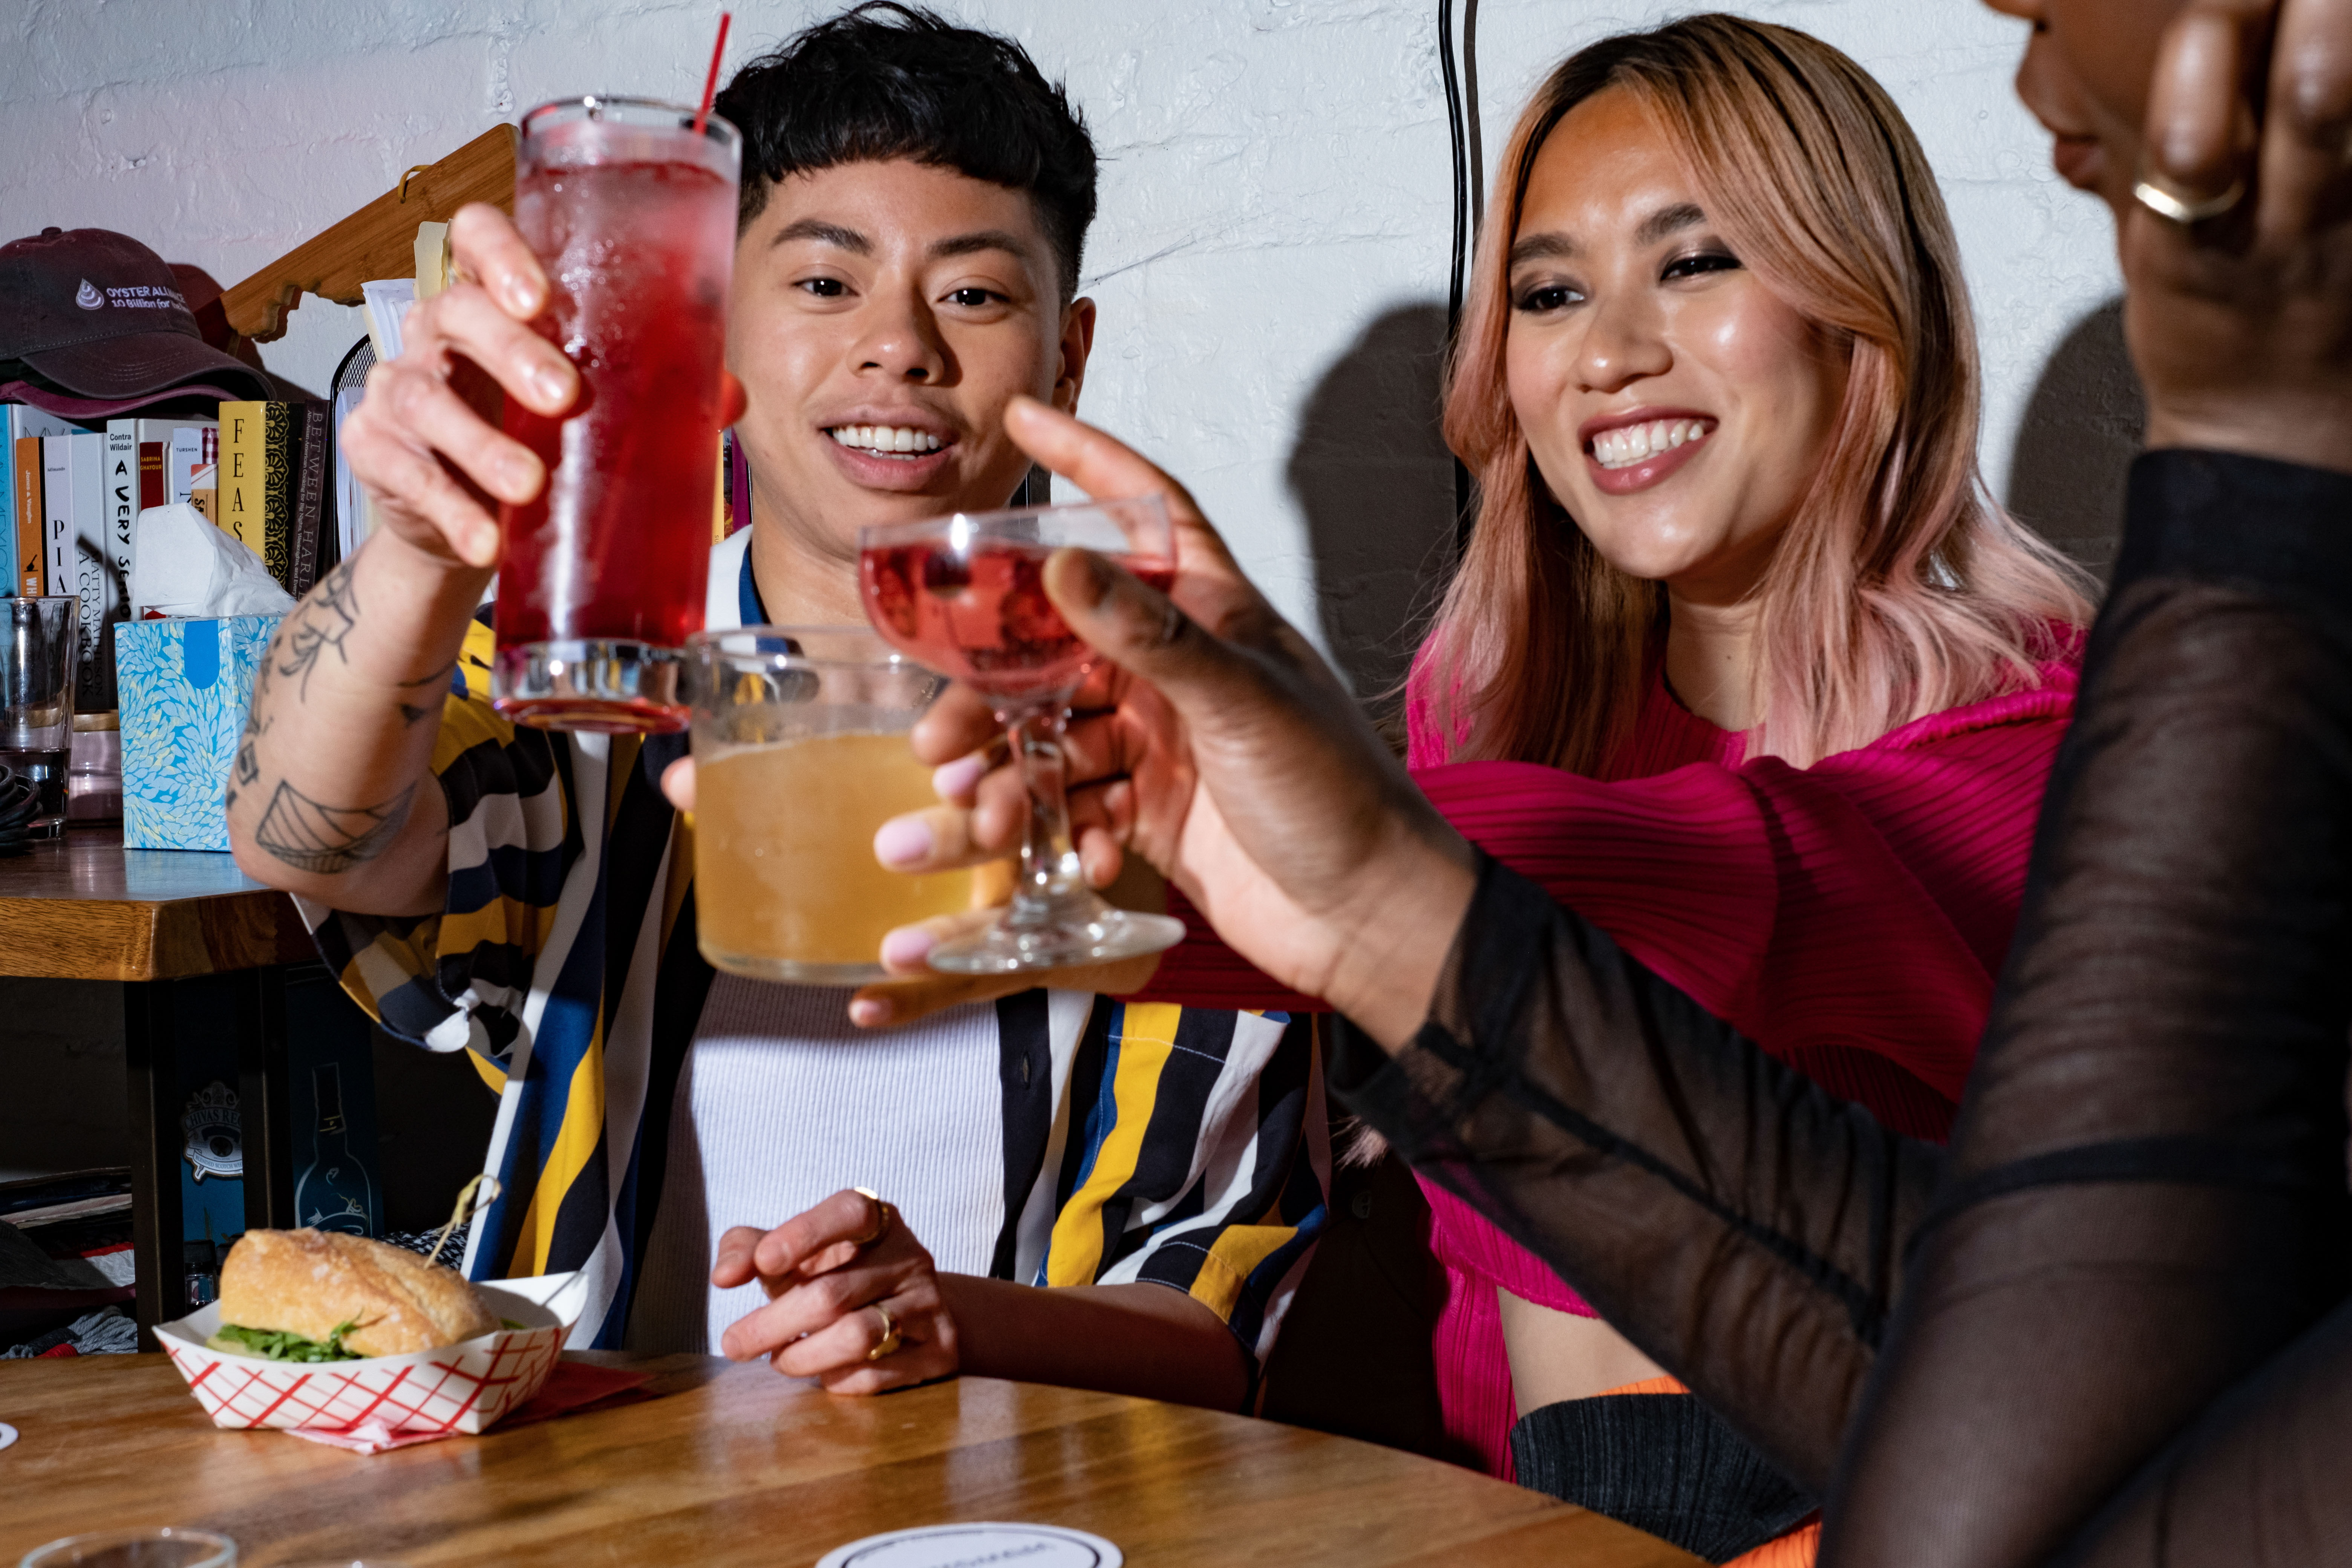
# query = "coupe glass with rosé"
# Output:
<box><xmin>491</xmin><ymin>95</ymin><xmax>740</xmax><ymax>733</ymax></box>
<box><xmin>857</xmin><ymin>496</ymin><xmax>1186</xmax><ymax>973</ymax></box>
<box><xmin>687</xmin><ymin>628</ymin><xmax>982</xmax><ymax>983</ymax></box>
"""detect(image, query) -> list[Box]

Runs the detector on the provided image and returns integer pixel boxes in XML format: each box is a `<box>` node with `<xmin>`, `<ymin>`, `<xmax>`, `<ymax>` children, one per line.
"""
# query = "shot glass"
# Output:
<box><xmin>686</xmin><ymin>628</ymin><xmax>978</xmax><ymax>983</ymax></box>
<box><xmin>2</xmin><ymin>595</ymin><xmax>80</xmax><ymax>841</ymax></box>
<box><xmin>490</xmin><ymin>96</ymin><xmax>742</xmax><ymax>734</ymax></box>
<box><xmin>17</xmin><ymin>1528</ymin><xmax>236</xmax><ymax>1568</ymax></box>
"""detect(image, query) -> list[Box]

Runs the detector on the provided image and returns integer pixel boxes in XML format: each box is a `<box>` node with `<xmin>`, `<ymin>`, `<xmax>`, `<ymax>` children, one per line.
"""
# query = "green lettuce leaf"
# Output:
<box><xmin>207</xmin><ymin>1318</ymin><xmax>362</xmax><ymax>1362</ymax></box>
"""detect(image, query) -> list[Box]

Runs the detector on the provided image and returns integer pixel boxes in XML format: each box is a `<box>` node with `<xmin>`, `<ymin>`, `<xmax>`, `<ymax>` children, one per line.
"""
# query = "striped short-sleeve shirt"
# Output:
<box><xmin>300</xmin><ymin>528</ymin><xmax>1329</xmax><ymax>1364</ymax></box>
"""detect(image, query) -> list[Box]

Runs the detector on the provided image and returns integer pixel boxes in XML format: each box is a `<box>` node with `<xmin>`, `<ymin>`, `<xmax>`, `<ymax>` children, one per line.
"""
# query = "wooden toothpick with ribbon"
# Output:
<box><xmin>426</xmin><ymin>1174</ymin><xmax>502</xmax><ymax>1272</ymax></box>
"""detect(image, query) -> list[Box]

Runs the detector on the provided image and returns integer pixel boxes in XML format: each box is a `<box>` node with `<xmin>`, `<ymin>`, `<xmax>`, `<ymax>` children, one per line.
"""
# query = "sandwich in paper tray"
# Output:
<box><xmin>158</xmin><ymin>1272</ymin><xmax>585</xmax><ymax>1437</ymax></box>
<box><xmin>155</xmin><ymin>1203</ymin><xmax>588</xmax><ymax>1438</ymax></box>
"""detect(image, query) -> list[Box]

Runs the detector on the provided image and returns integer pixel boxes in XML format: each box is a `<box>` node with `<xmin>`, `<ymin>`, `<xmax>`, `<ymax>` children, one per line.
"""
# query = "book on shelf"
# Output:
<box><xmin>12</xmin><ymin>435</ymin><xmax>41</xmax><ymax>595</ymax></box>
<box><xmin>139</xmin><ymin>437</ymin><xmax>165</xmax><ymax>510</ymax></box>
<box><xmin>168</xmin><ymin>423</ymin><xmax>218</xmax><ymax>507</ymax></box>
<box><xmin>104</xmin><ymin>425</ymin><xmax>138</xmax><ymax>654</ymax></box>
<box><xmin>5</xmin><ymin>404</ymin><xmax>82</xmax><ymax>595</ymax></box>
<box><xmin>218</xmin><ymin>400</ymin><xmax>316</xmax><ymax>595</ymax></box>
<box><xmin>40</xmin><ymin>436</ymin><xmax>71</xmax><ymax>607</ymax></box>
<box><xmin>291</xmin><ymin>400</ymin><xmax>330</xmax><ymax>596</ymax></box>
<box><xmin>43</xmin><ymin>431</ymin><xmax>112</xmax><ymax>709</ymax></box>
<box><xmin>332</xmin><ymin>387</ymin><xmax>368</xmax><ymax>560</ymax></box>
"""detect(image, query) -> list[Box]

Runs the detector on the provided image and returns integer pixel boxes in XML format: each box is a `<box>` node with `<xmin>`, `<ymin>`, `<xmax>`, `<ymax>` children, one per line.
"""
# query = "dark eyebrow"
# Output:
<box><xmin>1635</xmin><ymin>202</ymin><xmax>1708</xmax><ymax>247</ymax></box>
<box><xmin>1507</xmin><ymin>232</ymin><xmax>1575</xmax><ymax>269</ymax></box>
<box><xmin>929</xmin><ymin>229</ymin><xmax>1036</xmax><ymax>264</ymax></box>
<box><xmin>1508</xmin><ymin>203</ymin><xmax>1711</xmax><ymax>270</ymax></box>
<box><xmin>770</xmin><ymin>219</ymin><xmax>870</xmax><ymax>253</ymax></box>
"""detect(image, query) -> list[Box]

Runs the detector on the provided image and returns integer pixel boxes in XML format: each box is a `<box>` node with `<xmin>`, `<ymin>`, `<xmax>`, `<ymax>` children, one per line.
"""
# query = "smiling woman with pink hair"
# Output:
<box><xmin>1073</xmin><ymin>14</ymin><xmax>2096</xmax><ymax>1564</ymax></box>
<box><xmin>1361</xmin><ymin>15</ymin><xmax>2095</xmax><ymax>1560</ymax></box>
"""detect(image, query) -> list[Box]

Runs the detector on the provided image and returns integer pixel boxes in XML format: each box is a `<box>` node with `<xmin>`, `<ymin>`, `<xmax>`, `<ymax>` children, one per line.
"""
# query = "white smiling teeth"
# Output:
<box><xmin>1591</xmin><ymin>419</ymin><xmax>1710</xmax><ymax>470</ymax></box>
<box><xmin>830</xmin><ymin>425</ymin><xmax>944</xmax><ymax>456</ymax></box>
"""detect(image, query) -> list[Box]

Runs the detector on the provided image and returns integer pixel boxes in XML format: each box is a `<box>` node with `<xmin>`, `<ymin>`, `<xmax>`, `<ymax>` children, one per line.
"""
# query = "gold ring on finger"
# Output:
<box><xmin>866</xmin><ymin>1302</ymin><xmax>903</xmax><ymax>1361</ymax></box>
<box><xmin>848</xmin><ymin>1187</ymin><xmax>897</xmax><ymax>1249</ymax></box>
<box><xmin>2132</xmin><ymin>161</ymin><xmax>2246</xmax><ymax>225</ymax></box>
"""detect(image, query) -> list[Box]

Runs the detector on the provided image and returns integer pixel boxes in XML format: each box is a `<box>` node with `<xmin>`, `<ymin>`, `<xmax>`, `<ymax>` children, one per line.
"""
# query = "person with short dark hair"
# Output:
<box><xmin>228</xmin><ymin>3</ymin><xmax>1325</xmax><ymax>1409</ymax></box>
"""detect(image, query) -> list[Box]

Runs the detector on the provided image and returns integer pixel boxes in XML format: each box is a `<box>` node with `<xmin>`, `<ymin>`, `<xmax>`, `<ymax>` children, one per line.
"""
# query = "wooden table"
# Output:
<box><xmin>0</xmin><ymin>1355</ymin><xmax>1701</xmax><ymax>1566</ymax></box>
<box><xmin>0</xmin><ymin>828</ymin><xmax>317</xmax><ymax>1346</ymax></box>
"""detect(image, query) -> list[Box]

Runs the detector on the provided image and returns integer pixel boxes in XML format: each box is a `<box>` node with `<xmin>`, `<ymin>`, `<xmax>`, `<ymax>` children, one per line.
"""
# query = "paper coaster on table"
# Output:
<box><xmin>815</xmin><ymin>1524</ymin><xmax>1122</xmax><ymax>1568</ymax></box>
<box><xmin>0</xmin><ymin>1421</ymin><xmax>18</xmax><ymax>1452</ymax></box>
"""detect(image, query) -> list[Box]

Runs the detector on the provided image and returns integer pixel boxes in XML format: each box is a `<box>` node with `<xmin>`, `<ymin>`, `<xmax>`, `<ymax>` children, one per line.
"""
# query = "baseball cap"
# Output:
<box><xmin>0</xmin><ymin>227</ymin><xmax>275</xmax><ymax>403</ymax></box>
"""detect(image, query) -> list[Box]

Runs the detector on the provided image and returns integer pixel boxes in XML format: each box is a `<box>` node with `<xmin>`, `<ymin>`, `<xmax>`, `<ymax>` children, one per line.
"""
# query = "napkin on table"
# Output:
<box><xmin>283</xmin><ymin>1359</ymin><xmax>655</xmax><ymax>1456</ymax></box>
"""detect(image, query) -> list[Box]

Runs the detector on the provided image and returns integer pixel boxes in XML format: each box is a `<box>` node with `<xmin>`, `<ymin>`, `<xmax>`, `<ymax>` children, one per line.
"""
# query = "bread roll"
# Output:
<box><xmin>218</xmin><ymin>1228</ymin><xmax>501</xmax><ymax>1357</ymax></box>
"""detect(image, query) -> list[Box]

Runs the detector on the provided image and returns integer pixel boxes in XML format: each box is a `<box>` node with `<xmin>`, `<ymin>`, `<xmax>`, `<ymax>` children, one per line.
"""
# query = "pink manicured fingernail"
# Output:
<box><xmin>880</xmin><ymin>925</ymin><xmax>936</xmax><ymax>968</ymax></box>
<box><xmin>933</xmin><ymin>755</ymin><xmax>986</xmax><ymax>799</ymax></box>
<box><xmin>849</xmin><ymin>998</ymin><xmax>889</xmax><ymax>1028</ymax></box>
<box><xmin>874</xmin><ymin>815</ymin><xmax>933</xmax><ymax>867</ymax></box>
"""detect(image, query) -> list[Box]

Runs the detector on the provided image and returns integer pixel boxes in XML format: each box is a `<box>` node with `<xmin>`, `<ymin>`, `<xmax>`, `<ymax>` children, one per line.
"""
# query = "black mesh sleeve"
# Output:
<box><xmin>1333</xmin><ymin>449</ymin><xmax>2352</xmax><ymax>1566</ymax></box>
<box><xmin>1326</xmin><ymin>860</ymin><xmax>1945</xmax><ymax>1496</ymax></box>
<box><xmin>1821</xmin><ymin>452</ymin><xmax>2352</xmax><ymax>1568</ymax></box>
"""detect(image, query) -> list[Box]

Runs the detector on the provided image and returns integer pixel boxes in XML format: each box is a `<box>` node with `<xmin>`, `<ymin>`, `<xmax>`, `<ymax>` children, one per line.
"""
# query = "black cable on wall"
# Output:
<box><xmin>1440</xmin><ymin>0</ymin><xmax>1468</xmax><ymax>341</ymax></box>
<box><xmin>1439</xmin><ymin>0</ymin><xmax>1483</xmax><ymax>548</ymax></box>
<box><xmin>1463</xmin><ymin>0</ymin><xmax>1482</xmax><ymax>245</ymax></box>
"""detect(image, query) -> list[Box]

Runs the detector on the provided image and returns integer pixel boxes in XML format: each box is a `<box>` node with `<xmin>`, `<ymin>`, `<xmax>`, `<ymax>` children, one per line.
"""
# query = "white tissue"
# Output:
<box><xmin>131</xmin><ymin>504</ymin><xmax>299</xmax><ymax>619</ymax></box>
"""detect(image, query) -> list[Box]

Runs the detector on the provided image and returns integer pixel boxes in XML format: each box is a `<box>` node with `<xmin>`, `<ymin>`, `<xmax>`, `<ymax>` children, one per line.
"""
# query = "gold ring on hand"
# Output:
<box><xmin>848</xmin><ymin>1187</ymin><xmax>897</xmax><ymax>1249</ymax></box>
<box><xmin>2132</xmin><ymin>161</ymin><xmax>2246</xmax><ymax>225</ymax></box>
<box><xmin>866</xmin><ymin>1302</ymin><xmax>903</xmax><ymax>1361</ymax></box>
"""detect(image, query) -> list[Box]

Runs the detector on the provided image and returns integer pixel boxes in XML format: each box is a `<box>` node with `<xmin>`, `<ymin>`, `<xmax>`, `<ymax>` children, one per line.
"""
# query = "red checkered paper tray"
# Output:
<box><xmin>155</xmin><ymin>1271</ymin><xmax>587</xmax><ymax>1439</ymax></box>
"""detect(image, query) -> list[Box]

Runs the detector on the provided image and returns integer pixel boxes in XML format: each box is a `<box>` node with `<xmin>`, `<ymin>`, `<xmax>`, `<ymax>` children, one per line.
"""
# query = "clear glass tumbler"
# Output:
<box><xmin>17</xmin><ymin>1528</ymin><xmax>236</xmax><ymax>1568</ymax></box>
<box><xmin>2</xmin><ymin>595</ymin><xmax>80</xmax><ymax>841</ymax></box>
<box><xmin>686</xmin><ymin>627</ymin><xmax>981</xmax><ymax>983</ymax></box>
<box><xmin>490</xmin><ymin>96</ymin><xmax>741</xmax><ymax>734</ymax></box>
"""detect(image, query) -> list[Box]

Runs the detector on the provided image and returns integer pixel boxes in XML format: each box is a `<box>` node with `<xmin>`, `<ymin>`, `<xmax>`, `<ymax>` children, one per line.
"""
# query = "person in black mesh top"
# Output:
<box><xmin>875</xmin><ymin>0</ymin><xmax>2352</xmax><ymax>1560</ymax></box>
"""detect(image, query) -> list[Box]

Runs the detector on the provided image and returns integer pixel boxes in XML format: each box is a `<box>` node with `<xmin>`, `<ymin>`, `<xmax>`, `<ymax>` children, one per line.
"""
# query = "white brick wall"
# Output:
<box><xmin>2</xmin><ymin>0</ymin><xmax>2131</xmax><ymax>688</ymax></box>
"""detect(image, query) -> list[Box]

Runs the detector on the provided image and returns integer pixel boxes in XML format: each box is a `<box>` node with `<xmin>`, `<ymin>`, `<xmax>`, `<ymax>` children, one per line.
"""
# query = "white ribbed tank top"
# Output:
<box><xmin>626</xmin><ymin>972</ymin><xmax>1003</xmax><ymax>1353</ymax></box>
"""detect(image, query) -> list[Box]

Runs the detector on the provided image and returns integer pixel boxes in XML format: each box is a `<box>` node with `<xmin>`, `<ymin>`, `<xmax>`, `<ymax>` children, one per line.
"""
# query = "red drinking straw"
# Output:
<box><xmin>694</xmin><ymin>12</ymin><xmax>732</xmax><ymax>135</ymax></box>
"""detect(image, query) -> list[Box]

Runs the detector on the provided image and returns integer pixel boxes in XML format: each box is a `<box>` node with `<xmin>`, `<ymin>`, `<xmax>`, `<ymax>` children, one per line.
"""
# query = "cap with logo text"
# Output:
<box><xmin>0</xmin><ymin>227</ymin><xmax>272</xmax><ymax>402</ymax></box>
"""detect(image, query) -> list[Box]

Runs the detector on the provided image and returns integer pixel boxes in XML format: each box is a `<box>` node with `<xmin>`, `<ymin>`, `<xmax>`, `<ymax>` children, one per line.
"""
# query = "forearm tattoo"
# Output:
<box><xmin>230</xmin><ymin>552</ymin><xmax>455</xmax><ymax>844</ymax></box>
<box><xmin>252</xmin><ymin>779</ymin><xmax>417</xmax><ymax>873</ymax></box>
<box><xmin>395</xmin><ymin>658</ymin><xmax>456</xmax><ymax>727</ymax></box>
<box><xmin>278</xmin><ymin>558</ymin><xmax>361</xmax><ymax>698</ymax></box>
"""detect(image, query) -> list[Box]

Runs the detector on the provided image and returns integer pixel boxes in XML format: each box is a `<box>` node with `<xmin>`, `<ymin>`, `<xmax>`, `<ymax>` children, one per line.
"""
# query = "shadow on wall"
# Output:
<box><xmin>2004</xmin><ymin>297</ymin><xmax>2145</xmax><ymax>582</ymax></box>
<box><xmin>1287</xmin><ymin>303</ymin><xmax>1461</xmax><ymax>706</ymax></box>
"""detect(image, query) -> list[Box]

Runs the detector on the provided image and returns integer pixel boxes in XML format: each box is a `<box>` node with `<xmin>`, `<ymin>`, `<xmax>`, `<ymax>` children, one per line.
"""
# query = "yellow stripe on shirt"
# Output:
<box><xmin>1043</xmin><ymin>1001</ymin><xmax>1182</xmax><ymax>1286</ymax></box>
<box><xmin>504</xmin><ymin>1029</ymin><xmax>609</xmax><ymax>1278</ymax></box>
<box><xmin>1188</xmin><ymin>1217</ymin><xmax>1301</xmax><ymax>1321</ymax></box>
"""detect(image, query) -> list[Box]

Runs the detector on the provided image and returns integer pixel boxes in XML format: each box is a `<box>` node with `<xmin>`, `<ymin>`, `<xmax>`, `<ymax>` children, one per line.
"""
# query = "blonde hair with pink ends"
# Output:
<box><xmin>1424</xmin><ymin>16</ymin><xmax>2093</xmax><ymax>772</ymax></box>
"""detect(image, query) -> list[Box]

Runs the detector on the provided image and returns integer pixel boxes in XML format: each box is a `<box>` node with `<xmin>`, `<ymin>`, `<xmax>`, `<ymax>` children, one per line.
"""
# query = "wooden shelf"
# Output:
<box><xmin>0</xmin><ymin>827</ymin><xmax>311</xmax><ymax>980</ymax></box>
<box><xmin>222</xmin><ymin>124</ymin><xmax>518</xmax><ymax>343</ymax></box>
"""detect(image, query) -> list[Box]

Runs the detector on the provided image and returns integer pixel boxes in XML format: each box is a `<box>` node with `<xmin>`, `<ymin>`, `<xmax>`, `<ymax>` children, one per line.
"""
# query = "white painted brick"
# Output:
<box><xmin>2</xmin><ymin>0</ymin><xmax>2128</xmax><ymax>678</ymax></box>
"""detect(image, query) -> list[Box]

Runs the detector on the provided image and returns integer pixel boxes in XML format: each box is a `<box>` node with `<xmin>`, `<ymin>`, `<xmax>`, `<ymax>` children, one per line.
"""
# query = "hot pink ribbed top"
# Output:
<box><xmin>1148</xmin><ymin>650</ymin><xmax>2080</xmax><ymax>1479</ymax></box>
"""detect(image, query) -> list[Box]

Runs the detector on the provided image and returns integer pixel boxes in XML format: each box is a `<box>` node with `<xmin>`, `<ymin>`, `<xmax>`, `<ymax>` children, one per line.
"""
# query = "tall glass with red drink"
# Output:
<box><xmin>492</xmin><ymin>96</ymin><xmax>741</xmax><ymax>733</ymax></box>
<box><xmin>858</xmin><ymin>497</ymin><xmax>1186</xmax><ymax>974</ymax></box>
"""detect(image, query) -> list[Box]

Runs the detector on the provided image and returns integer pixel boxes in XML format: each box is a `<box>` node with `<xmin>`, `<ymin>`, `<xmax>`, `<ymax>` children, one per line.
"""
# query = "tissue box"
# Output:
<box><xmin>117</xmin><ymin>615</ymin><xmax>282</xmax><ymax>851</ymax></box>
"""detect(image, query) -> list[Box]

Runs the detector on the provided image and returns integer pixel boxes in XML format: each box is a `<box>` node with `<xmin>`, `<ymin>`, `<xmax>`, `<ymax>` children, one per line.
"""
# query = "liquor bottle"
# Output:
<box><xmin>294</xmin><ymin>1061</ymin><xmax>373</xmax><ymax>1235</ymax></box>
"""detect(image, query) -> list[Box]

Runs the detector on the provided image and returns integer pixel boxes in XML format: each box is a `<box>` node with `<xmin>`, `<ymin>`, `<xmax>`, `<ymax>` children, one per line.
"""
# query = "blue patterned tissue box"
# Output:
<box><xmin>118</xmin><ymin>615</ymin><xmax>282</xmax><ymax>851</ymax></box>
